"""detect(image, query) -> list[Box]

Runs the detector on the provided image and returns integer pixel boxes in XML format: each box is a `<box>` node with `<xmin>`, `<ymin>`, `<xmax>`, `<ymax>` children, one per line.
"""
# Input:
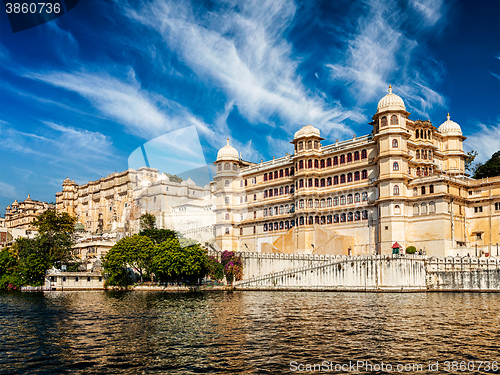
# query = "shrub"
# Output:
<box><xmin>406</xmin><ymin>246</ymin><xmax>417</xmax><ymax>254</ymax></box>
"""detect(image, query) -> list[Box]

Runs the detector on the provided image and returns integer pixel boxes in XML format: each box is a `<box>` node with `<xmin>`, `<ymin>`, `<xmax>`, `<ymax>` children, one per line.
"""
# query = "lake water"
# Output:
<box><xmin>0</xmin><ymin>291</ymin><xmax>499</xmax><ymax>374</ymax></box>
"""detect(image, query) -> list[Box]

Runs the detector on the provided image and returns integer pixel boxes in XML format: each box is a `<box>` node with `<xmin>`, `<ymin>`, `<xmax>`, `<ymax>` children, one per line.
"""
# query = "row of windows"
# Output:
<box><xmin>414</xmin><ymin>167</ymin><xmax>433</xmax><ymax>176</ymax></box>
<box><xmin>263</xmin><ymin>211</ymin><xmax>370</xmax><ymax>230</ymax></box>
<box><xmin>264</xmin><ymin>205</ymin><xmax>295</xmax><ymax>217</ymax></box>
<box><xmin>415</xmin><ymin>149</ymin><xmax>432</xmax><ymax>159</ymax></box>
<box><xmin>297</xmin><ymin>140</ymin><xmax>320</xmax><ymax>151</ymax></box>
<box><xmin>219</xmin><ymin>162</ymin><xmax>238</xmax><ymax>171</ymax></box>
<box><xmin>413</xmin><ymin>202</ymin><xmax>436</xmax><ymax>215</ymax></box>
<box><xmin>298</xmin><ymin>193</ymin><xmax>368</xmax><ymax>208</ymax></box>
<box><xmin>263</xmin><ymin>168</ymin><xmax>295</xmax><ymax>181</ymax></box>
<box><xmin>297</xmin><ymin>150</ymin><xmax>368</xmax><ymax>170</ymax></box>
<box><xmin>413</xmin><ymin>185</ymin><xmax>434</xmax><ymax>196</ymax></box>
<box><xmin>380</xmin><ymin>115</ymin><xmax>399</xmax><ymax>127</ymax></box>
<box><xmin>264</xmin><ymin>221</ymin><xmax>295</xmax><ymax>231</ymax></box>
<box><xmin>263</xmin><ymin>185</ymin><xmax>295</xmax><ymax>198</ymax></box>
<box><xmin>297</xmin><ymin>171</ymin><xmax>368</xmax><ymax>188</ymax></box>
<box><xmin>415</xmin><ymin>129</ymin><xmax>432</xmax><ymax>140</ymax></box>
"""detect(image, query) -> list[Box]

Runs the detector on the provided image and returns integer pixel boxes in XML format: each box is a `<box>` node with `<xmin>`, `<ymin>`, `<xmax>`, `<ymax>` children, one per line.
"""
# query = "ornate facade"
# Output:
<box><xmin>56</xmin><ymin>167</ymin><xmax>216</xmax><ymax>243</ymax></box>
<box><xmin>213</xmin><ymin>86</ymin><xmax>500</xmax><ymax>257</ymax></box>
<box><xmin>3</xmin><ymin>195</ymin><xmax>54</xmax><ymax>229</ymax></box>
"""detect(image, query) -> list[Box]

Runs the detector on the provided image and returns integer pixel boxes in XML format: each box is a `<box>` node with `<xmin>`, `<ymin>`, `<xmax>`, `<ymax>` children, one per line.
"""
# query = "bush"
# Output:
<box><xmin>220</xmin><ymin>251</ymin><xmax>243</xmax><ymax>284</ymax></box>
<box><xmin>406</xmin><ymin>246</ymin><xmax>417</xmax><ymax>254</ymax></box>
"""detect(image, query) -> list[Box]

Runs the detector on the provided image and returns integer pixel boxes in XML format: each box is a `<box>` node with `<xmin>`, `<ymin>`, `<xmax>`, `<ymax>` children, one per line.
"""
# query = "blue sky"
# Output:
<box><xmin>0</xmin><ymin>0</ymin><xmax>499</xmax><ymax>214</ymax></box>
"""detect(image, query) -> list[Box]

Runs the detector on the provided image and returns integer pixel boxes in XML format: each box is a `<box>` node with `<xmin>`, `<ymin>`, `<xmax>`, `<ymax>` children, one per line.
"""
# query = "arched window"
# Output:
<box><xmin>327</xmin><ymin>198</ymin><xmax>332</xmax><ymax>207</ymax></box>
<box><xmin>340</xmin><ymin>155</ymin><xmax>345</xmax><ymax>164</ymax></box>
<box><xmin>421</xmin><ymin>203</ymin><xmax>427</xmax><ymax>214</ymax></box>
<box><xmin>224</xmin><ymin>163</ymin><xmax>230</xmax><ymax>170</ymax></box>
<box><xmin>428</xmin><ymin>130</ymin><xmax>431</xmax><ymax>139</ymax></box>
<box><xmin>308</xmin><ymin>160</ymin><xmax>313</xmax><ymax>169</ymax></box>
<box><xmin>381</xmin><ymin>116</ymin><xmax>388</xmax><ymax>127</ymax></box>
<box><xmin>416</xmin><ymin>167</ymin><xmax>421</xmax><ymax>176</ymax></box>
<box><xmin>314</xmin><ymin>160</ymin><xmax>319</xmax><ymax>168</ymax></box>
<box><xmin>314</xmin><ymin>141</ymin><xmax>319</xmax><ymax>149</ymax></box>
<box><xmin>362</xmin><ymin>192</ymin><xmax>368</xmax><ymax>201</ymax></box>
<box><xmin>299</xmin><ymin>199</ymin><xmax>304</xmax><ymax>209</ymax></box>
<box><xmin>416</xmin><ymin>150</ymin><xmax>420</xmax><ymax>159</ymax></box>
<box><xmin>225</xmin><ymin>213</ymin><xmax>229</xmax><ymax>220</ymax></box>
<box><xmin>393</xmin><ymin>185</ymin><xmax>400</xmax><ymax>195</ymax></box>
<box><xmin>347</xmin><ymin>153</ymin><xmax>352</xmax><ymax>162</ymax></box>
<box><xmin>298</xmin><ymin>142</ymin><xmax>303</xmax><ymax>151</ymax></box>
<box><xmin>420</xmin><ymin>129</ymin><xmax>424</xmax><ymax>139</ymax></box>
<box><xmin>269</xmin><ymin>223</ymin><xmax>273</xmax><ymax>231</ymax></box>
<box><xmin>422</xmin><ymin>150</ymin><xmax>427</xmax><ymax>159</ymax></box>
<box><xmin>353</xmin><ymin>211</ymin><xmax>359</xmax><ymax>221</ymax></box>
<box><xmin>264</xmin><ymin>190</ymin><xmax>268</xmax><ymax>198</ymax></box>
<box><xmin>308</xmin><ymin>199</ymin><xmax>313</xmax><ymax>208</ymax></box>
<box><xmin>320</xmin><ymin>178</ymin><xmax>325</xmax><ymax>187</ymax></box>
<box><xmin>361</xmin><ymin>170</ymin><xmax>368</xmax><ymax>179</ymax></box>
<box><xmin>279</xmin><ymin>187</ymin><xmax>283</xmax><ymax>195</ymax></box>
<box><xmin>308</xmin><ymin>178</ymin><xmax>313</xmax><ymax>187</ymax></box>
<box><xmin>308</xmin><ymin>216</ymin><xmax>314</xmax><ymax>225</ymax></box>
<box><xmin>347</xmin><ymin>173</ymin><xmax>353</xmax><ymax>182</ymax></box>
<box><xmin>327</xmin><ymin>215</ymin><xmax>332</xmax><ymax>224</ymax></box>
<box><xmin>320</xmin><ymin>160</ymin><xmax>325</xmax><ymax>168</ymax></box>
<box><xmin>285</xmin><ymin>205</ymin><xmax>289</xmax><ymax>214</ymax></box>
<box><xmin>354</xmin><ymin>151</ymin><xmax>360</xmax><ymax>161</ymax></box>
<box><xmin>413</xmin><ymin>187</ymin><xmax>417</xmax><ymax>196</ymax></box>
<box><xmin>285</xmin><ymin>221</ymin><xmax>289</xmax><ymax>229</ymax></box>
<box><xmin>340</xmin><ymin>195</ymin><xmax>346</xmax><ymax>205</ymax></box>
<box><xmin>333</xmin><ymin>156</ymin><xmax>338</xmax><ymax>165</ymax></box>
<box><xmin>320</xmin><ymin>199</ymin><xmax>326</xmax><ymax>208</ymax></box>
<box><xmin>299</xmin><ymin>160</ymin><xmax>304</xmax><ymax>169</ymax></box>
<box><xmin>421</xmin><ymin>186</ymin><xmax>426</xmax><ymax>195</ymax></box>
<box><xmin>333</xmin><ymin>176</ymin><xmax>339</xmax><ymax>185</ymax></box>
<box><xmin>354</xmin><ymin>193</ymin><xmax>360</xmax><ymax>203</ymax></box>
<box><xmin>279</xmin><ymin>206</ymin><xmax>284</xmax><ymax>214</ymax></box>
<box><xmin>264</xmin><ymin>208</ymin><xmax>268</xmax><ymax>217</ymax></box>
<box><xmin>264</xmin><ymin>223</ymin><xmax>268</xmax><ymax>231</ymax></box>
<box><xmin>391</xmin><ymin>115</ymin><xmax>398</xmax><ymax>125</ymax></box>
<box><xmin>334</xmin><ymin>214</ymin><xmax>339</xmax><ymax>223</ymax></box>
<box><xmin>315</xmin><ymin>199</ymin><xmax>319</xmax><ymax>208</ymax></box>
<box><xmin>274</xmin><ymin>171</ymin><xmax>278</xmax><ymax>179</ymax></box>
<box><xmin>392</xmin><ymin>139</ymin><xmax>398</xmax><ymax>148</ymax></box>
<box><xmin>415</xmin><ymin>130</ymin><xmax>419</xmax><ymax>139</ymax></box>
<box><xmin>279</xmin><ymin>169</ymin><xmax>284</xmax><ymax>178</ymax></box>
<box><xmin>285</xmin><ymin>186</ymin><xmax>289</xmax><ymax>194</ymax></box>
<box><xmin>315</xmin><ymin>178</ymin><xmax>319</xmax><ymax>187</ymax></box>
<box><xmin>233</xmin><ymin>164</ymin><xmax>238</xmax><ymax>171</ymax></box>
<box><xmin>394</xmin><ymin>205</ymin><xmax>401</xmax><ymax>215</ymax></box>
<box><xmin>340</xmin><ymin>174</ymin><xmax>346</xmax><ymax>183</ymax></box>
<box><xmin>263</xmin><ymin>174</ymin><xmax>267</xmax><ymax>181</ymax></box>
<box><xmin>354</xmin><ymin>171</ymin><xmax>360</xmax><ymax>181</ymax></box>
<box><xmin>269</xmin><ymin>189</ymin><xmax>273</xmax><ymax>197</ymax></box>
<box><xmin>290</xmin><ymin>167</ymin><xmax>294</xmax><ymax>175</ymax></box>
<box><xmin>218</xmin><ymin>164</ymin><xmax>222</xmax><ymax>171</ymax></box>
<box><xmin>327</xmin><ymin>177</ymin><xmax>332</xmax><ymax>186</ymax></box>
<box><xmin>413</xmin><ymin>204</ymin><xmax>419</xmax><ymax>215</ymax></box>
<box><xmin>307</xmin><ymin>141</ymin><xmax>312</xmax><ymax>150</ymax></box>
<box><xmin>347</xmin><ymin>194</ymin><xmax>353</xmax><ymax>204</ymax></box>
<box><xmin>327</xmin><ymin>158</ymin><xmax>332</xmax><ymax>167</ymax></box>
<box><xmin>225</xmin><ymin>228</ymin><xmax>230</xmax><ymax>234</ymax></box>
<box><xmin>347</xmin><ymin>212</ymin><xmax>353</xmax><ymax>221</ymax></box>
<box><xmin>393</xmin><ymin>162</ymin><xmax>399</xmax><ymax>171</ymax></box>
<box><xmin>225</xmin><ymin>180</ymin><xmax>230</xmax><ymax>187</ymax></box>
<box><xmin>429</xmin><ymin>201</ymin><xmax>436</xmax><ymax>213</ymax></box>
<box><xmin>225</xmin><ymin>196</ymin><xmax>230</xmax><ymax>204</ymax></box>
<box><xmin>334</xmin><ymin>196</ymin><xmax>339</xmax><ymax>206</ymax></box>
<box><xmin>429</xmin><ymin>185</ymin><xmax>434</xmax><ymax>194</ymax></box>
<box><xmin>299</xmin><ymin>217</ymin><xmax>304</xmax><ymax>225</ymax></box>
<box><xmin>268</xmin><ymin>172</ymin><xmax>273</xmax><ymax>180</ymax></box>
<box><xmin>361</xmin><ymin>150</ymin><xmax>367</xmax><ymax>159</ymax></box>
<box><xmin>299</xmin><ymin>179</ymin><xmax>304</xmax><ymax>188</ymax></box>
<box><xmin>340</xmin><ymin>213</ymin><xmax>346</xmax><ymax>222</ymax></box>
<box><xmin>428</xmin><ymin>150</ymin><xmax>432</xmax><ymax>159</ymax></box>
<box><xmin>290</xmin><ymin>185</ymin><xmax>295</xmax><ymax>193</ymax></box>
<box><xmin>279</xmin><ymin>221</ymin><xmax>284</xmax><ymax>230</ymax></box>
<box><xmin>285</xmin><ymin>168</ymin><xmax>289</xmax><ymax>177</ymax></box>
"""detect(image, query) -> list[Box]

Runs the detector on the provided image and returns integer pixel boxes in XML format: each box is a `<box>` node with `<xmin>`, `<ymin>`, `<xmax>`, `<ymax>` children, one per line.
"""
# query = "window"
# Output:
<box><xmin>347</xmin><ymin>212</ymin><xmax>353</xmax><ymax>221</ymax></box>
<box><xmin>279</xmin><ymin>206</ymin><xmax>284</xmax><ymax>214</ymax></box>
<box><xmin>285</xmin><ymin>205</ymin><xmax>289</xmax><ymax>214</ymax></box>
<box><xmin>254</xmin><ymin>194</ymin><xmax>257</xmax><ymax>201</ymax></box>
<box><xmin>340</xmin><ymin>195</ymin><xmax>346</xmax><ymax>205</ymax></box>
<box><xmin>245</xmin><ymin>179</ymin><xmax>248</xmax><ymax>186</ymax></box>
<box><xmin>334</xmin><ymin>214</ymin><xmax>339</xmax><ymax>223</ymax></box>
<box><xmin>415</xmin><ymin>129</ymin><xmax>419</xmax><ymax>138</ymax></box>
<box><xmin>269</xmin><ymin>172</ymin><xmax>273</xmax><ymax>180</ymax></box>
<box><xmin>274</xmin><ymin>171</ymin><xmax>278</xmax><ymax>179</ymax></box>
<box><xmin>308</xmin><ymin>160</ymin><xmax>313</xmax><ymax>169</ymax></box>
<box><xmin>381</xmin><ymin>116</ymin><xmax>388</xmax><ymax>127</ymax></box>
<box><xmin>391</xmin><ymin>115</ymin><xmax>398</xmax><ymax>125</ymax></box>
<box><xmin>315</xmin><ymin>199</ymin><xmax>319</xmax><ymax>208</ymax></box>
<box><xmin>347</xmin><ymin>194</ymin><xmax>353</xmax><ymax>204</ymax></box>
<box><xmin>299</xmin><ymin>160</ymin><xmax>304</xmax><ymax>169</ymax></box>
<box><xmin>393</xmin><ymin>162</ymin><xmax>399</xmax><ymax>171</ymax></box>
<box><xmin>361</xmin><ymin>170</ymin><xmax>368</xmax><ymax>179</ymax></box>
<box><xmin>354</xmin><ymin>193</ymin><xmax>360</xmax><ymax>203</ymax></box>
<box><xmin>416</xmin><ymin>150</ymin><xmax>420</xmax><ymax>159</ymax></box>
<box><xmin>347</xmin><ymin>173</ymin><xmax>353</xmax><ymax>182</ymax></box>
<box><xmin>327</xmin><ymin>177</ymin><xmax>332</xmax><ymax>186</ymax></box>
<box><xmin>333</xmin><ymin>156</ymin><xmax>338</xmax><ymax>165</ymax></box>
<box><xmin>264</xmin><ymin>190</ymin><xmax>268</xmax><ymax>198</ymax></box>
<box><xmin>394</xmin><ymin>205</ymin><xmax>401</xmax><ymax>215</ymax></box>
<box><xmin>340</xmin><ymin>174</ymin><xmax>346</xmax><ymax>183</ymax></box>
<box><xmin>308</xmin><ymin>178</ymin><xmax>313</xmax><ymax>187</ymax></box>
<box><xmin>315</xmin><ymin>178</ymin><xmax>319</xmax><ymax>187</ymax></box>
<box><xmin>299</xmin><ymin>217</ymin><xmax>304</xmax><ymax>225</ymax></box>
<box><xmin>362</xmin><ymin>192</ymin><xmax>368</xmax><ymax>201</ymax></box>
<box><xmin>314</xmin><ymin>141</ymin><xmax>319</xmax><ymax>149</ymax></box>
<box><xmin>340</xmin><ymin>155</ymin><xmax>345</xmax><ymax>164</ymax></box>
<box><xmin>309</xmin><ymin>216</ymin><xmax>314</xmax><ymax>225</ymax></box>
<box><xmin>308</xmin><ymin>199</ymin><xmax>313</xmax><ymax>208</ymax></box>
<box><xmin>421</xmin><ymin>203</ymin><xmax>427</xmax><ymax>214</ymax></box>
<box><xmin>327</xmin><ymin>215</ymin><xmax>332</xmax><ymax>224</ymax></box>
<box><xmin>264</xmin><ymin>174</ymin><xmax>267</xmax><ymax>182</ymax></box>
<box><xmin>392</xmin><ymin>139</ymin><xmax>398</xmax><ymax>148</ymax></box>
<box><xmin>225</xmin><ymin>213</ymin><xmax>229</xmax><ymax>220</ymax></box>
<box><xmin>279</xmin><ymin>187</ymin><xmax>283</xmax><ymax>195</ymax></box>
<box><xmin>320</xmin><ymin>178</ymin><xmax>325</xmax><ymax>187</ymax></box>
<box><xmin>334</xmin><ymin>176</ymin><xmax>339</xmax><ymax>185</ymax></box>
<box><xmin>495</xmin><ymin>202</ymin><xmax>500</xmax><ymax>211</ymax></box>
<box><xmin>474</xmin><ymin>206</ymin><xmax>483</xmax><ymax>213</ymax></box>
<box><xmin>299</xmin><ymin>200</ymin><xmax>304</xmax><ymax>209</ymax></box>
<box><xmin>416</xmin><ymin>167</ymin><xmax>421</xmax><ymax>176</ymax></box>
<box><xmin>334</xmin><ymin>196</ymin><xmax>339</xmax><ymax>206</ymax></box>
<box><xmin>285</xmin><ymin>169</ymin><xmax>289</xmax><ymax>177</ymax></box>
<box><xmin>354</xmin><ymin>151</ymin><xmax>360</xmax><ymax>161</ymax></box>
<box><xmin>75</xmin><ymin>277</ymin><xmax>79</xmax><ymax>282</ymax></box>
<box><xmin>320</xmin><ymin>160</ymin><xmax>325</xmax><ymax>168</ymax></box>
<box><xmin>269</xmin><ymin>189</ymin><xmax>273</xmax><ymax>197</ymax></box>
<box><xmin>393</xmin><ymin>185</ymin><xmax>400</xmax><ymax>195</ymax></box>
<box><xmin>225</xmin><ymin>180</ymin><xmax>230</xmax><ymax>187</ymax></box>
<box><xmin>347</xmin><ymin>153</ymin><xmax>352</xmax><ymax>162</ymax></box>
<box><xmin>413</xmin><ymin>187</ymin><xmax>417</xmax><ymax>196</ymax></box>
<box><xmin>423</xmin><ymin>150</ymin><xmax>427</xmax><ymax>159</ymax></box>
<box><xmin>429</xmin><ymin>201</ymin><xmax>436</xmax><ymax>213</ymax></box>
<box><xmin>327</xmin><ymin>158</ymin><xmax>332</xmax><ymax>167</ymax></box>
<box><xmin>362</xmin><ymin>210</ymin><xmax>368</xmax><ymax>220</ymax></box>
<box><xmin>299</xmin><ymin>179</ymin><xmax>304</xmax><ymax>188</ymax></box>
<box><xmin>298</xmin><ymin>141</ymin><xmax>303</xmax><ymax>151</ymax></box>
<box><xmin>354</xmin><ymin>171</ymin><xmax>360</xmax><ymax>181</ymax></box>
<box><xmin>361</xmin><ymin>150</ymin><xmax>367</xmax><ymax>159</ymax></box>
<box><xmin>264</xmin><ymin>208</ymin><xmax>268</xmax><ymax>217</ymax></box>
<box><xmin>314</xmin><ymin>160</ymin><xmax>319</xmax><ymax>168</ymax></box>
<box><xmin>327</xmin><ymin>198</ymin><xmax>332</xmax><ymax>207</ymax></box>
<box><xmin>285</xmin><ymin>186</ymin><xmax>289</xmax><ymax>194</ymax></box>
<box><xmin>429</xmin><ymin>185</ymin><xmax>434</xmax><ymax>194</ymax></box>
<box><xmin>218</xmin><ymin>164</ymin><xmax>222</xmax><ymax>171</ymax></box>
<box><xmin>413</xmin><ymin>204</ymin><xmax>419</xmax><ymax>215</ymax></box>
<box><xmin>225</xmin><ymin>196</ymin><xmax>230</xmax><ymax>204</ymax></box>
<box><xmin>279</xmin><ymin>169</ymin><xmax>284</xmax><ymax>178</ymax></box>
<box><xmin>421</xmin><ymin>186</ymin><xmax>426</xmax><ymax>195</ymax></box>
<box><xmin>307</xmin><ymin>141</ymin><xmax>312</xmax><ymax>150</ymax></box>
<box><xmin>254</xmin><ymin>211</ymin><xmax>257</xmax><ymax>219</ymax></box>
<box><xmin>428</xmin><ymin>150</ymin><xmax>432</xmax><ymax>159</ymax></box>
<box><xmin>340</xmin><ymin>213</ymin><xmax>346</xmax><ymax>222</ymax></box>
<box><xmin>476</xmin><ymin>233</ymin><xmax>482</xmax><ymax>240</ymax></box>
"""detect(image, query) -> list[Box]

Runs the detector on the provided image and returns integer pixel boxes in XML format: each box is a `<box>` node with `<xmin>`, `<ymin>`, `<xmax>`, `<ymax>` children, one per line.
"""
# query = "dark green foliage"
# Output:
<box><xmin>139</xmin><ymin>213</ymin><xmax>156</xmax><ymax>231</ymax></box>
<box><xmin>164</xmin><ymin>173</ymin><xmax>183</xmax><ymax>183</ymax></box>
<box><xmin>206</xmin><ymin>256</ymin><xmax>224</xmax><ymax>281</ymax></box>
<box><xmin>139</xmin><ymin>228</ymin><xmax>177</xmax><ymax>244</ymax></box>
<box><xmin>103</xmin><ymin>235</ymin><xmax>155</xmax><ymax>285</ymax></box>
<box><xmin>32</xmin><ymin>210</ymin><xmax>76</xmax><ymax>235</ymax></box>
<box><xmin>406</xmin><ymin>246</ymin><xmax>417</xmax><ymax>254</ymax></box>
<box><xmin>0</xmin><ymin>248</ymin><xmax>23</xmax><ymax>290</ymax></box>
<box><xmin>465</xmin><ymin>150</ymin><xmax>478</xmax><ymax>173</ymax></box>
<box><xmin>474</xmin><ymin>151</ymin><xmax>500</xmax><ymax>179</ymax></box>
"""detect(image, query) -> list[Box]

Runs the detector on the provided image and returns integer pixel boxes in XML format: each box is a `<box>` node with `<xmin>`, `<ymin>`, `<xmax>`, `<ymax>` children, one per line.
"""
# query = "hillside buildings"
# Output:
<box><xmin>3</xmin><ymin>195</ymin><xmax>54</xmax><ymax>230</ymax></box>
<box><xmin>212</xmin><ymin>86</ymin><xmax>500</xmax><ymax>257</ymax></box>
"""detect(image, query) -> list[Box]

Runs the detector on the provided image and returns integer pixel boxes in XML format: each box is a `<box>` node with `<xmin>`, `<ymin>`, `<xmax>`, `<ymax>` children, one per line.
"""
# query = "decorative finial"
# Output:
<box><xmin>388</xmin><ymin>85</ymin><xmax>392</xmax><ymax>94</ymax></box>
<box><xmin>226</xmin><ymin>138</ymin><xmax>230</xmax><ymax>145</ymax></box>
<box><xmin>447</xmin><ymin>113</ymin><xmax>450</xmax><ymax>121</ymax></box>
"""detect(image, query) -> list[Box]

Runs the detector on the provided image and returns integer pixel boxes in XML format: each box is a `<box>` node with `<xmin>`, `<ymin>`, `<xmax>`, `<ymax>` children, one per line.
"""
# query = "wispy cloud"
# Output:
<box><xmin>326</xmin><ymin>0</ymin><xmax>447</xmax><ymax>117</ymax></box>
<box><xmin>0</xmin><ymin>182</ymin><xmax>18</xmax><ymax>199</ymax></box>
<box><xmin>119</xmin><ymin>0</ymin><xmax>355</xmax><ymax>139</ymax></box>
<box><xmin>465</xmin><ymin>120</ymin><xmax>500</xmax><ymax>163</ymax></box>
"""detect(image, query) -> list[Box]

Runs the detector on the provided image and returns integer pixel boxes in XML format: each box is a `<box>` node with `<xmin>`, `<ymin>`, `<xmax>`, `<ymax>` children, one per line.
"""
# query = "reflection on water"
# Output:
<box><xmin>0</xmin><ymin>291</ymin><xmax>498</xmax><ymax>374</ymax></box>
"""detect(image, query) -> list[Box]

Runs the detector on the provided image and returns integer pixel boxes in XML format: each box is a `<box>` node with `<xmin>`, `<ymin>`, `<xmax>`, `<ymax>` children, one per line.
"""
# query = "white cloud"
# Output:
<box><xmin>465</xmin><ymin>120</ymin><xmax>500</xmax><ymax>163</ymax></box>
<box><xmin>120</xmin><ymin>0</ymin><xmax>355</xmax><ymax>139</ymax></box>
<box><xmin>0</xmin><ymin>182</ymin><xmax>17</xmax><ymax>198</ymax></box>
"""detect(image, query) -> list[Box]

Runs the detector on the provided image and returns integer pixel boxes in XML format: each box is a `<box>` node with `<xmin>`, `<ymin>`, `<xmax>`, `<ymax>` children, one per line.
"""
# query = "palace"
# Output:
<box><xmin>212</xmin><ymin>86</ymin><xmax>500</xmax><ymax>257</ymax></box>
<box><xmin>56</xmin><ymin>167</ymin><xmax>216</xmax><ymax>243</ymax></box>
<box><xmin>3</xmin><ymin>195</ymin><xmax>54</xmax><ymax>230</ymax></box>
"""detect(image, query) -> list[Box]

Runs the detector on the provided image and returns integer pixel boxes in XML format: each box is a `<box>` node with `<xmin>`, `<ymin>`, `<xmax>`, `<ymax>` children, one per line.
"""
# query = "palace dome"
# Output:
<box><xmin>216</xmin><ymin>139</ymin><xmax>239</xmax><ymax>162</ymax></box>
<box><xmin>438</xmin><ymin>113</ymin><xmax>462</xmax><ymax>135</ymax></box>
<box><xmin>294</xmin><ymin>124</ymin><xmax>321</xmax><ymax>139</ymax></box>
<box><xmin>377</xmin><ymin>85</ymin><xmax>406</xmax><ymax>113</ymax></box>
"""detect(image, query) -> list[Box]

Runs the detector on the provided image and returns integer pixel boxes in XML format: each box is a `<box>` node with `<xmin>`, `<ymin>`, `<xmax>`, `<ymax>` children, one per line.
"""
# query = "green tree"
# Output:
<box><xmin>206</xmin><ymin>255</ymin><xmax>224</xmax><ymax>281</ymax></box>
<box><xmin>406</xmin><ymin>246</ymin><xmax>417</xmax><ymax>254</ymax></box>
<box><xmin>139</xmin><ymin>213</ymin><xmax>156</xmax><ymax>231</ymax></box>
<box><xmin>0</xmin><ymin>247</ymin><xmax>23</xmax><ymax>290</ymax></box>
<box><xmin>474</xmin><ymin>151</ymin><xmax>500</xmax><ymax>179</ymax></box>
<box><xmin>32</xmin><ymin>210</ymin><xmax>76</xmax><ymax>235</ymax></box>
<box><xmin>165</xmin><ymin>173</ymin><xmax>183</xmax><ymax>183</ymax></box>
<box><xmin>220</xmin><ymin>250</ymin><xmax>243</xmax><ymax>285</ymax></box>
<box><xmin>103</xmin><ymin>235</ymin><xmax>155</xmax><ymax>285</ymax></box>
<box><xmin>139</xmin><ymin>228</ymin><xmax>177</xmax><ymax>244</ymax></box>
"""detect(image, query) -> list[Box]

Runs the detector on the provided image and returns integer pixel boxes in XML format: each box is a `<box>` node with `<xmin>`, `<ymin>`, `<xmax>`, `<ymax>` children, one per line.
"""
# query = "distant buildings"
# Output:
<box><xmin>56</xmin><ymin>167</ymin><xmax>216</xmax><ymax>244</ymax></box>
<box><xmin>3</xmin><ymin>195</ymin><xmax>54</xmax><ymax>230</ymax></box>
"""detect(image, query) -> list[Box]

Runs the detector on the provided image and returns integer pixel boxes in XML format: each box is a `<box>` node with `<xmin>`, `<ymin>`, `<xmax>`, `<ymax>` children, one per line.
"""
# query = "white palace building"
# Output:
<box><xmin>212</xmin><ymin>86</ymin><xmax>500</xmax><ymax>257</ymax></box>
